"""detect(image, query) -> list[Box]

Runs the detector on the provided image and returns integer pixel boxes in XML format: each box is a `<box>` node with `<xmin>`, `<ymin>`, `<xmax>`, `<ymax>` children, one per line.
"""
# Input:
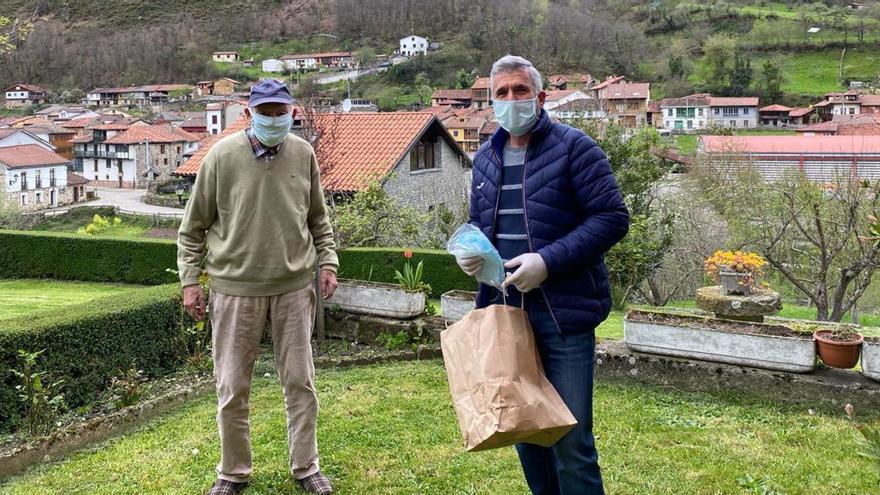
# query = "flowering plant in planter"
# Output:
<box><xmin>704</xmin><ymin>250</ymin><xmax>767</xmax><ymax>294</ymax></box>
<box><xmin>394</xmin><ymin>250</ymin><xmax>432</xmax><ymax>296</ymax></box>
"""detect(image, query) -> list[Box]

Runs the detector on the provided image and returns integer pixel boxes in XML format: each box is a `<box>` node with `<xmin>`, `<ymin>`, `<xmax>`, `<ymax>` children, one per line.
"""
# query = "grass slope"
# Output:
<box><xmin>0</xmin><ymin>279</ymin><xmax>143</xmax><ymax>321</ymax></box>
<box><xmin>1</xmin><ymin>360</ymin><xmax>876</xmax><ymax>494</ymax></box>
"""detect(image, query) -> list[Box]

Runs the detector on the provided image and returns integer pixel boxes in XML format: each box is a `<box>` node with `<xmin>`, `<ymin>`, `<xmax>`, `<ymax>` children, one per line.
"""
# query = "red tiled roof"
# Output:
<box><xmin>794</xmin><ymin>121</ymin><xmax>839</xmax><ymax>133</ymax></box>
<box><xmin>431</xmin><ymin>89</ymin><xmax>474</xmax><ymax>100</ymax></box>
<box><xmin>61</xmin><ymin>117</ymin><xmax>96</xmax><ymax>128</ymax></box>
<box><xmin>88</xmin><ymin>84</ymin><xmax>191</xmax><ymax>95</ymax></box>
<box><xmin>471</xmin><ymin>77</ymin><xmax>490</xmax><ymax>90</ymax></box>
<box><xmin>700</xmin><ymin>135</ymin><xmax>880</xmax><ymax>154</ymax></box>
<box><xmin>789</xmin><ymin>107</ymin><xmax>815</xmax><ymax>117</ymax></box>
<box><xmin>67</xmin><ymin>173</ymin><xmax>89</xmax><ymax>186</ymax></box>
<box><xmin>104</xmin><ymin>125</ymin><xmax>199</xmax><ymax>144</ymax></box>
<box><xmin>175</xmin><ymin>116</ymin><xmax>251</xmax><ymax>176</ymax></box>
<box><xmin>4</xmin><ymin>83</ymin><xmax>46</xmax><ymax>93</ymax></box>
<box><xmin>281</xmin><ymin>51</ymin><xmax>352</xmax><ymax>60</ymax></box>
<box><xmin>604</xmin><ymin>83</ymin><xmax>649</xmax><ymax>99</ymax></box>
<box><xmin>545</xmin><ymin>89</ymin><xmax>579</xmax><ymax>102</ymax></box>
<box><xmin>709</xmin><ymin>96</ymin><xmax>760</xmax><ymax>107</ymax></box>
<box><xmin>313</xmin><ymin>112</ymin><xmax>436</xmax><ymax>192</ymax></box>
<box><xmin>860</xmin><ymin>95</ymin><xmax>880</xmax><ymax>106</ymax></box>
<box><xmin>759</xmin><ymin>104</ymin><xmax>794</xmax><ymax>112</ymax></box>
<box><xmin>660</xmin><ymin>94</ymin><xmax>711</xmax><ymax>107</ymax></box>
<box><xmin>69</xmin><ymin>135</ymin><xmax>94</xmax><ymax>144</ymax></box>
<box><xmin>591</xmin><ymin>76</ymin><xmax>626</xmax><ymax>91</ymax></box>
<box><xmin>0</xmin><ymin>145</ymin><xmax>69</xmax><ymax>168</ymax></box>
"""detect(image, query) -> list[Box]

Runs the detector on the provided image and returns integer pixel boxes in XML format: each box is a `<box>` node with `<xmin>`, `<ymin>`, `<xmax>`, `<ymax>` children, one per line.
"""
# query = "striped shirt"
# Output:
<box><xmin>494</xmin><ymin>143</ymin><xmax>532</xmax><ymax>308</ymax></box>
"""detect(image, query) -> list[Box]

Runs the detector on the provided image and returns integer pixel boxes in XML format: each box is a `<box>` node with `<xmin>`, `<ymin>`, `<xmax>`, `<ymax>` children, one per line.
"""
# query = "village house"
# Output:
<box><xmin>789</xmin><ymin>107</ymin><xmax>817</xmax><ymax>126</ymax></box>
<box><xmin>35</xmin><ymin>105</ymin><xmax>99</xmax><ymax>122</ymax></box>
<box><xmin>212</xmin><ymin>51</ymin><xmax>239</xmax><ymax>63</ymax></box>
<box><xmin>0</xmin><ymin>144</ymin><xmax>89</xmax><ymax>210</ymax></box>
<box><xmin>196</xmin><ymin>78</ymin><xmax>240</xmax><ymax>97</ymax></box>
<box><xmin>176</xmin><ymin>112</ymin><xmax>472</xmax><ymax>212</ymax></box>
<box><xmin>547</xmin><ymin>99</ymin><xmax>607</xmax><ymax>123</ymax></box>
<box><xmin>471</xmin><ymin>77</ymin><xmax>491</xmax><ymax>109</ymax></box>
<box><xmin>4</xmin><ymin>84</ymin><xmax>47</xmax><ymax>107</ymax></box>
<box><xmin>0</xmin><ymin>128</ymin><xmax>54</xmax><ymax>151</ymax></box>
<box><xmin>441</xmin><ymin>109</ymin><xmax>493</xmax><ymax>156</ymax></box>
<box><xmin>589</xmin><ymin>75</ymin><xmax>628</xmax><ymax>99</ymax></box>
<box><xmin>759</xmin><ymin>104</ymin><xmax>794</xmax><ymax>127</ymax></box>
<box><xmin>280</xmin><ymin>51</ymin><xmax>354</xmax><ymax>71</ymax></box>
<box><xmin>206</xmin><ymin>101</ymin><xmax>247</xmax><ymax>136</ymax></box>
<box><xmin>603</xmin><ymin>82</ymin><xmax>650</xmax><ymax>127</ymax></box>
<box><xmin>86</xmin><ymin>85</ymin><xmax>193</xmax><ymax>107</ymax></box>
<box><xmin>708</xmin><ymin>96</ymin><xmax>759</xmax><ymax>129</ymax></box>
<box><xmin>660</xmin><ymin>94</ymin><xmax>711</xmax><ymax>131</ymax></box>
<box><xmin>794</xmin><ymin>114</ymin><xmax>880</xmax><ymax>136</ymax></box>
<box><xmin>74</xmin><ymin>123</ymin><xmax>197</xmax><ymax>188</ymax></box>
<box><xmin>547</xmin><ymin>74</ymin><xmax>595</xmax><ymax>91</ymax></box>
<box><xmin>543</xmin><ymin>89</ymin><xmax>591</xmax><ymax>111</ymax></box>
<box><xmin>430</xmin><ymin>89</ymin><xmax>474</xmax><ymax>108</ymax></box>
<box><xmin>399</xmin><ymin>35</ymin><xmax>428</xmax><ymax>56</ymax></box>
<box><xmin>698</xmin><ymin>135</ymin><xmax>880</xmax><ymax>182</ymax></box>
<box><xmin>262</xmin><ymin>58</ymin><xmax>285</xmax><ymax>73</ymax></box>
<box><xmin>20</xmin><ymin>124</ymin><xmax>78</xmax><ymax>159</ymax></box>
<box><xmin>813</xmin><ymin>91</ymin><xmax>880</xmax><ymax>121</ymax></box>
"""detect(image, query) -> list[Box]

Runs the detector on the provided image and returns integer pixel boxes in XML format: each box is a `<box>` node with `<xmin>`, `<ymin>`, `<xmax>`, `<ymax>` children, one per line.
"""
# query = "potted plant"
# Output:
<box><xmin>440</xmin><ymin>290</ymin><xmax>477</xmax><ymax>321</ymax></box>
<box><xmin>704</xmin><ymin>250</ymin><xmax>767</xmax><ymax>296</ymax></box>
<box><xmin>863</xmin><ymin>336</ymin><xmax>880</xmax><ymax>382</ymax></box>
<box><xmin>327</xmin><ymin>251</ymin><xmax>428</xmax><ymax>319</ymax></box>
<box><xmin>814</xmin><ymin>326</ymin><xmax>864</xmax><ymax>369</ymax></box>
<box><xmin>623</xmin><ymin>308</ymin><xmax>817</xmax><ymax>373</ymax></box>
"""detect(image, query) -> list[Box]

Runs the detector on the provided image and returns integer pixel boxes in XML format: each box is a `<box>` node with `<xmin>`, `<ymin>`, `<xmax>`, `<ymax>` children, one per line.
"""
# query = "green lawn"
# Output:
<box><xmin>754</xmin><ymin>46</ymin><xmax>880</xmax><ymax>97</ymax></box>
<box><xmin>0</xmin><ymin>279</ymin><xmax>143</xmax><ymax>321</ymax></box>
<box><xmin>29</xmin><ymin>206</ymin><xmax>179</xmax><ymax>238</ymax></box>
<box><xmin>1</xmin><ymin>360</ymin><xmax>876</xmax><ymax>494</ymax></box>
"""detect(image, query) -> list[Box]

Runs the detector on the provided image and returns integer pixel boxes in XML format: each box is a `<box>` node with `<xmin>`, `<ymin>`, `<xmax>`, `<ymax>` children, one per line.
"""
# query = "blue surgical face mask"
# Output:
<box><xmin>250</xmin><ymin>110</ymin><xmax>292</xmax><ymax>147</ymax></box>
<box><xmin>493</xmin><ymin>97</ymin><xmax>538</xmax><ymax>136</ymax></box>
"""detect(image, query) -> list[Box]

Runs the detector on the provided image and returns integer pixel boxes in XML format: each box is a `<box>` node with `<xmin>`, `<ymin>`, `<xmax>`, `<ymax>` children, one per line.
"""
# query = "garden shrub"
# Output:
<box><xmin>0</xmin><ymin>284</ymin><xmax>188</xmax><ymax>432</ymax></box>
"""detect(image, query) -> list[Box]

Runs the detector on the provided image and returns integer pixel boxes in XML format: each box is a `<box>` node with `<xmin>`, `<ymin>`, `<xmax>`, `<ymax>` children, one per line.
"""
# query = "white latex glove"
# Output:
<box><xmin>503</xmin><ymin>253</ymin><xmax>548</xmax><ymax>293</ymax></box>
<box><xmin>456</xmin><ymin>255</ymin><xmax>484</xmax><ymax>277</ymax></box>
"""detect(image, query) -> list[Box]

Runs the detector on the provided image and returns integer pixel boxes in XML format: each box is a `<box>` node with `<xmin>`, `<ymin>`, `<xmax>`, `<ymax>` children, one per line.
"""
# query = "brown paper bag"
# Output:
<box><xmin>440</xmin><ymin>304</ymin><xmax>577</xmax><ymax>452</ymax></box>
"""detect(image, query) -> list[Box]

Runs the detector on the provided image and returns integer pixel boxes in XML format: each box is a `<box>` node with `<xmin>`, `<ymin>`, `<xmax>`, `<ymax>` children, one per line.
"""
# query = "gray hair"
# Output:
<box><xmin>489</xmin><ymin>55</ymin><xmax>543</xmax><ymax>96</ymax></box>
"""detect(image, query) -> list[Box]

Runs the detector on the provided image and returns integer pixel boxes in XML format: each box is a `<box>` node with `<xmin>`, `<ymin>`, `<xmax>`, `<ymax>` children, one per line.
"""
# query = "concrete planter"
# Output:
<box><xmin>623</xmin><ymin>310</ymin><xmax>816</xmax><ymax>373</ymax></box>
<box><xmin>327</xmin><ymin>279</ymin><xmax>425</xmax><ymax>319</ymax></box>
<box><xmin>440</xmin><ymin>290</ymin><xmax>476</xmax><ymax>321</ymax></box>
<box><xmin>863</xmin><ymin>338</ymin><xmax>880</xmax><ymax>382</ymax></box>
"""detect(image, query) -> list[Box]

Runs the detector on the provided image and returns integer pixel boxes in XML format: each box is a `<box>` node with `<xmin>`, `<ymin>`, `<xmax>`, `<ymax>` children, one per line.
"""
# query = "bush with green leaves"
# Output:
<box><xmin>0</xmin><ymin>284</ymin><xmax>187</xmax><ymax>433</ymax></box>
<box><xmin>76</xmin><ymin>213</ymin><xmax>122</xmax><ymax>235</ymax></box>
<box><xmin>108</xmin><ymin>366</ymin><xmax>147</xmax><ymax>410</ymax></box>
<box><xmin>9</xmin><ymin>349</ymin><xmax>66</xmax><ymax>438</ymax></box>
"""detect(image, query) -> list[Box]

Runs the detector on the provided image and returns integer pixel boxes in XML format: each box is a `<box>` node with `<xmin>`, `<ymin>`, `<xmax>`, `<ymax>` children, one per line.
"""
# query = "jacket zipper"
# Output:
<box><xmin>489</xmin><ymin>147</ymin><xmax>503</xmax><ymax>239</ymax></box>
<box><xmin>520</xmin><ymin>148</ymin><xmax>564</xmax><ymax>337</ymax></box>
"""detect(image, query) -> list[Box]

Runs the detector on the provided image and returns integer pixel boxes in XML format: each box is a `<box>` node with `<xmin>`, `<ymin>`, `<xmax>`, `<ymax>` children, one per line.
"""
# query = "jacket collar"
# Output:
<box><xmin>489</xmin><ymin>108</ymin><xmax>552</xmax><ymax>160</ymax></box>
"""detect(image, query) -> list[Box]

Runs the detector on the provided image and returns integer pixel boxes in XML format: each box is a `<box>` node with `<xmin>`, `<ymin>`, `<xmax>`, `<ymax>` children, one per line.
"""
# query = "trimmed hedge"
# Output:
<box><xmin>337</xmin><ymin>247</ymin><xmax>476</xmax><ymax>297</ymax></box>
<box><xmin>0</xmin><ymin>231</ymin><xmax>476</xmax><ymax>295</ymax></box>
<box><xmin>0</xmin><ymin>230</ymin><xmax>178</xmax><ymax>285</ymax></box>
<box><xmin>0</xmin><ymin>284</ymin><xmax>186</xmax><ymax>432</ymax></box>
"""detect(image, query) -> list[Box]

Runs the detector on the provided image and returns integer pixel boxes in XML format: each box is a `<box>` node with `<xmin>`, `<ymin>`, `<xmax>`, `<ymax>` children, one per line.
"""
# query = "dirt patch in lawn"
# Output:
<box><xmin>144</xmin><ymin>228</ymin><xmax>178</xmax><ymax>239</ymax></box>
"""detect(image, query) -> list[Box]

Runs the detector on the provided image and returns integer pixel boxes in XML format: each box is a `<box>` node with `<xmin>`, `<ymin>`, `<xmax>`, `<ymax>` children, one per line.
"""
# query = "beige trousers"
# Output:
<box><xmin>209</xmin><ymin>285</ymin><xmax>319</xmax><ymax>483</ymax></box>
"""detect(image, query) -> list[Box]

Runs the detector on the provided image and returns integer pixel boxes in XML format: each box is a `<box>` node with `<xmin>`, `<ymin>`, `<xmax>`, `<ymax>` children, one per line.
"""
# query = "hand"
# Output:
<box><xmin>183</xmin><ymin>284</ymin><xmax>206</xmax><ymax>320</ymax></box>
<box><xmin>503</xmin><ymin>253</ymin><xmax>548</xmax><ymax>293</ymax></box>
<box><xmin>456</xmin><ymin>255</ymin><xmax>484</xmax><ymax>277</ymax></box>
<box><xmin>319</xmin><ymin>269</ymin><xmax>338</xmax><ymax>299</ymax></box>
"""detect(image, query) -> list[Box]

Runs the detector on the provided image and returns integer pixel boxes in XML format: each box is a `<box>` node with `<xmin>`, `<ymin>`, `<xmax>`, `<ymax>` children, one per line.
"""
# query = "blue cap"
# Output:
<box><xmin>248</xmin><ymin>79</ymin><xmax>293</xmax><ymax>107</ymax></box>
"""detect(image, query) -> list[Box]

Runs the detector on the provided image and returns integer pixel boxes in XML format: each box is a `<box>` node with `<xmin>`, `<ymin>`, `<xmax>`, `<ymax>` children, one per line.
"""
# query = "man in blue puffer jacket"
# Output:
<box><xmin>456</xmin><ymin>55</ymin><xmax>630</xmax><ymax>494</ymax></box>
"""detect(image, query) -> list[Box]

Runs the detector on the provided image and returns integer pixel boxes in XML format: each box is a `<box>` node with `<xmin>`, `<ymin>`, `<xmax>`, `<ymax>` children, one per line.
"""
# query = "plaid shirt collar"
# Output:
<box><xmin>246</xmin><ymin>127</ymin><xmax>283</xmax><ymax>161</ymax></box>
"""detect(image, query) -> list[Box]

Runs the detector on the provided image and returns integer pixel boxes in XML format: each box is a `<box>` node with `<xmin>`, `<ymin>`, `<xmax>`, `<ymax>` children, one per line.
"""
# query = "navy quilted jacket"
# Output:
<box><xmin>469</xmin><ymin>109</ymin><xmax>630</xmax><ymax>334</ymax></box>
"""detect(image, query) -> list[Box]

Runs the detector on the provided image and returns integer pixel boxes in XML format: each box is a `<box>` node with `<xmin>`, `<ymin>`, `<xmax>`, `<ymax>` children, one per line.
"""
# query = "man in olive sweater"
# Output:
<box><xmin>177</xmin><ymin>79</ymin><xmax>338</xmax><ymax>495</ymax></box>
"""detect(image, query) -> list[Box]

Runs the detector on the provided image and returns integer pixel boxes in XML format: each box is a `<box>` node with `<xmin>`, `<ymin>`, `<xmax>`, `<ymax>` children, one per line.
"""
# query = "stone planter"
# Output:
<box><xmin>326</xmin><ymin>279</ymin><xmax>425</xmax><ymax>319</ymax></box>
<box><xmin>623</xmin><ymin>309</ymin><xmax>816</xmax><ymax>373</ymax></box>
<box><xmin>860</xmin><ymin>337</ymin><xmax>879</xmax><ymax>381</ymax></box>
<box><xmin>440</xmin><ymin>290</ymin><xmax>476</xmax><ymax>321</ymax></box>
<box><xmin>719</xmin><ymin>271</ymin><xmax>752</xmax><ymax>295</ymax></box>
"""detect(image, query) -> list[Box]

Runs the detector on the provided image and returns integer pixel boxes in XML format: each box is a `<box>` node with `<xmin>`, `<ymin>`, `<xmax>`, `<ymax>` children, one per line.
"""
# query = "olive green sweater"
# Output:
<box><xmin>176</xmin><ymin>131</ymin><xmax>338</xmax><ymax>296</ymax></box>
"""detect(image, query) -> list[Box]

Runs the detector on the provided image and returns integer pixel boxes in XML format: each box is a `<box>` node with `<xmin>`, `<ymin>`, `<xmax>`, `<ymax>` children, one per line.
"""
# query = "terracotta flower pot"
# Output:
<box><xmin>814</xmin><ymin>329</ymin><xmax>863</xmax><ymax>369</ymax></box>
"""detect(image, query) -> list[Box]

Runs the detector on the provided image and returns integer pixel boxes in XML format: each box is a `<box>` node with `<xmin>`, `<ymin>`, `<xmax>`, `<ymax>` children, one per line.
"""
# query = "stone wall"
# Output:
<box><xmin>382</xmin><ymin>133</ymin><xmax>471</xmax><ymax>213</ymax></box>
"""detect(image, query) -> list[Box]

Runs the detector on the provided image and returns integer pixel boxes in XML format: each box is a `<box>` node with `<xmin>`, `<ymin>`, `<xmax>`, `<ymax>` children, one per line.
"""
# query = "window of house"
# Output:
<box><xmin>20</xmin><ymin>171</ymin><xmax>27</xmax><ymax>190</ymax></box>
<box><xmin>106</xmin><ymin>159</ymin><xmax>112</xmax><ymax>168</ymax></box>
<box><xmin>212</xmin><ymin>115</ymin><xmax>218</xmax><ymax>124</ymax></box>
<box><xmin>20</xmin><ymin>194</ymin><xmax>27</xmax><ymax>206</ymax></box>
<box><xmin>410</xmin><ymin>136</ymin><xmax>440</xmax><ymax>171</ymax></box>
<box><xmin>743</xmin><ymin>108</ymin><xmax>750</xmax><ymax>115</ymax></box>
<box><xmin>35</xmin><ymin>192</ymin><xmax>42</xmax><ymax>203</ymax></box>
<box><xmin>160</xmin><ymin>145</ymin><xmax>166</xmax><ymax>154</ymax></box>
<box><xmin>177</xmin><ymin>146</ymin><xmax>181</xmax><ymax>154</ymax></box>
<box><xmin>667</xmin><ymin>109</ymin><xmax>673</xmax><ymax>117</ymax></box>
<box><xmin>94</xmin><ymin>161</ymin><xmax>98</xmax><ymax>173</ymax></box>
<box><xmin>164</xmin><ymin>158</ymin><xmax>168</xmax><ymax>166</ymax></box>
<box><xmin>743</xmin><ymin>120</ymin><xmax>749</xmax><ymax>127</ymax></box>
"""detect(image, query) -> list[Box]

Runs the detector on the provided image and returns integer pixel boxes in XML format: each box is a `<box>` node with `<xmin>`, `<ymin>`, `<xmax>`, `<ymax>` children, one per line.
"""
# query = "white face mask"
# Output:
<box><xmin>250</xmin><ymin>110</ymin><xmax>292</xmax><ymax>147</ymax></box>
<box><xmin>493</xmin><ymin>97</ymin><xmax>538</xmax><ymax>136</ymax></box>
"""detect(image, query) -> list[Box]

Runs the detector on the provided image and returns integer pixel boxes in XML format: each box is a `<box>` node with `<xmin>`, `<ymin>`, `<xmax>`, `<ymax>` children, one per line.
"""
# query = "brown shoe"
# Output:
<box><xmin>298</xmin><ymin>471</ymin><xmax>333</xmax><ymax>495</ymax></box>
<box><xmin>206</xmin><ymin>479</ymin><xmax>248</xmax><ymax>495</ymax></box>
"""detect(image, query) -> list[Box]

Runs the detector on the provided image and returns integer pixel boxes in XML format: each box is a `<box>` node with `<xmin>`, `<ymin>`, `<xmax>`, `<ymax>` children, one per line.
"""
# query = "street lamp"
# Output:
<box><xmin>176</xmin><ymin>183</ymin><xmax>185</xmax><ymax>206</ymax></box>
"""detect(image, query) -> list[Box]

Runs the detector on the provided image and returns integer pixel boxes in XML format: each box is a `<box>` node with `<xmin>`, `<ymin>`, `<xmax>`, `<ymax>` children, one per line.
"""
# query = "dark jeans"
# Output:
<box><xmin>515</xmin><ymin>304</ymin><xmax>605</xmax><ymax>495</ymax></box>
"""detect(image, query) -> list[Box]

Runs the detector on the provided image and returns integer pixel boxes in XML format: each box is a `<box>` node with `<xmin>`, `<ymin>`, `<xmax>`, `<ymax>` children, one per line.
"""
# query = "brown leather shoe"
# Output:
<box><xmin>206</xmin><ymin>479</ymin><xmax>248</xmax><ymax>495</ymax></box>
